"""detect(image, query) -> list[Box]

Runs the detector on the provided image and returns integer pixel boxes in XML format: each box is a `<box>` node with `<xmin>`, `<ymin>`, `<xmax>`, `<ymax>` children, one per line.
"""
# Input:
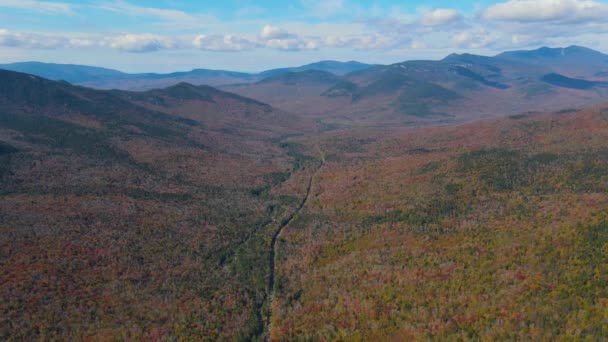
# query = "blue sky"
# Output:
<box><xmin>1</xmin><ymin>0</ymin><xmax>608</xmax><ymax>72</ymax></box>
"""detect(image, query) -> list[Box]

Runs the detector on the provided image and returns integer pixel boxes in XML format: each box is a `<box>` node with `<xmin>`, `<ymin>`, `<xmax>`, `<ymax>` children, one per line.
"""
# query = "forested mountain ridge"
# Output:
<box><xmin>0</xmin><ymin>69</ymin><xmax>318</xmax><ymax>340</ymax></box>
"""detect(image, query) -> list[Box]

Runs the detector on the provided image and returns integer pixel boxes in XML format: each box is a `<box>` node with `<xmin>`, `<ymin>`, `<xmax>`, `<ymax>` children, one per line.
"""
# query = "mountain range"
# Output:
<box><xmin>3</xmin><ymin>45</ymin><xmax>607</xmax><ymax>127</ymax></box>
<box><xmin>223</xmin><ymin>46</ymin><xmax>608</xmax><ymax>126</ymax></box>
<box><xmin>0</xmin><ymin>60</ymin><xmax>373</xmax><ymax>91</ymax></box>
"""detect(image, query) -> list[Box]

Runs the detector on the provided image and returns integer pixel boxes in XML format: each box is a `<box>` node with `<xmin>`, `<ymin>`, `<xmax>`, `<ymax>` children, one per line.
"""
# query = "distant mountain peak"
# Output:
<box><xmin>495</xmin><ymin>46</ymin><xmax>608</xmax><ymax>76</ymax></box>
<box><xmin>441</xmin><ymin>52</ymin><xmax>496</xmax><ymax>64</ymax></box>
<box><xmin>498</xmin><ymin>45</ymin><xmax>608</xmax><ymax>59</ymax></box>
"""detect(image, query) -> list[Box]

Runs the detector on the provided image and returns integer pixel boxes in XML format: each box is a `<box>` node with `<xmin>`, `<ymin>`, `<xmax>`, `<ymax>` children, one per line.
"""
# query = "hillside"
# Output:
<box><xmin>0</xmin><ymin>62</ymin><xmax>128</xmax><ymax>83</ymax></box>
<box><xmin>0</xmin><ymin>70</ymin><xmax>316</xmax><ymax>340</ymax></box>
<box><xmin>270</xmin><ymin>103</ymin><xmax>608</xmax><ymax>340</ymax></box>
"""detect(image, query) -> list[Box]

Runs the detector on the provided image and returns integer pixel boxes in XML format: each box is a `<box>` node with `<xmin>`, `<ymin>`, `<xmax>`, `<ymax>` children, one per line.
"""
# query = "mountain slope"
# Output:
<box><xmin>0</xmin><ymin>70</ymin><xmax>315</xmax><ymax>340</ymax></box>
<box><xmin>497</xmin><ymin>45</ymin><xmax>608</xmax><ymax>76</ymax></box>
<box><xmin>272</xmin><ymin>102</ymin><xmax>608</xmax><ymax>340</ymax></box>
<box><xmin>541</xmin><ymin>73</ymin><xmax>608</xmax><ymax>89</ymax></box>
<box><xmin>0</xmin><ymin>61</ymin><xmax>128</xmax><ymax>83</ymax></box>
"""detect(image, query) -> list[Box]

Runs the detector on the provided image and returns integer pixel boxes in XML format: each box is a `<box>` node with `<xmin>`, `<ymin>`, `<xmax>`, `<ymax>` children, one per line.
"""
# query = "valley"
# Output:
<box><xmin>2</xmin><ymin>45</ymin><xmax>608</xmax><ymax>341</ymax></box>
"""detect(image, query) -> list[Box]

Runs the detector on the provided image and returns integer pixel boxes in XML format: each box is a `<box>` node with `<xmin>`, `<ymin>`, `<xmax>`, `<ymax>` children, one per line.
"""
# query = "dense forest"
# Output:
<box><xmin>2</xmin><ymin>64</ymin><xmax>608</xmax><ymax>340</ymax></box>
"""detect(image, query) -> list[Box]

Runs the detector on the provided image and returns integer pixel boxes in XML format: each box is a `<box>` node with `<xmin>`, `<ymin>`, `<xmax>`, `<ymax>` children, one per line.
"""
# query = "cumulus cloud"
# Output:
<box><xmin>421</xmin><ymin>8</ymin><xmax>463</xmax><ymax>26</ymax></box>
<box><xmin>0</xmin><ymin>29</ymin><xmax>181</xmax><ymax>53</ymax></box>
<box><xmin>258</xmin><ymin>25</ymin><xmax>318</xmax><ymax>51</ymax></box>
<box><xmin>107</xmin><ymin>34</ymin><xmax>178</xmax><ymax>53</ymax></box>
<box><xmin>5</xmin><ymin>0</ymin><xmax>608</xmax><ymax>57</ymax></box>
<box><xmin>264</xmin><ymin>37</ymin><xmax>318</xmax><ymax>51</ymax></box>
<box><xmin>68</xmin><ymin>38</ymin><xmax>97</xmax><ymax>48</ymax></box>
<box><xmin>323</xmin><ymin>35</ymin><xmax>353</xmax><ymax>48</ymax></box>
<box><xmin>324</xmin><ymin>33</ymin><xmax>401</xmax><ymax>50</ymax></box>
<box><xmin>365</xmin><ymin>7</ymin><xmax>467</xmax><ymax>34</ymax></box>
<box><xmin>259</xmin><ymin>25</ymin><xmax>291</xmax><ymax>40</ymax></box>
<box><xmin>0</xmin><ymin>29</ymin><xmax>21</xmax><ymax>47</ymax></box>
<box><xmin>482</xmin><ymin>0</ymin><xmax>608</xmax><ymax>23</ymax></box>
<box><xmin>0</xmin><ymin>29</ymin><xmax>184</xmax><ymax>53</ymax></box>
<box><xmin>0</xmin><ymin>29</ymin><xmax>72</xmax><ymax>49</ymax></box>
<box><xmin>193</xmin><ymin>34</ymin><xmax>257</xmax><ymax>52</ymax></box>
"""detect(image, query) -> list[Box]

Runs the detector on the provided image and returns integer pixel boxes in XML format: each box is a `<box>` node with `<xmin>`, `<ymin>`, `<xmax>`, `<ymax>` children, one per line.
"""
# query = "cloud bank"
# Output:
<box><xmin>2</xmin><ymin>0</ymin><xmax>608</xmax><ymax>56</ymax></box>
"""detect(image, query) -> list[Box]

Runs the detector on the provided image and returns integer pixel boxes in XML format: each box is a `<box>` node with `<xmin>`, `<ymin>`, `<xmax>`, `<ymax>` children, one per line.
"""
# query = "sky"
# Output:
<box><xmin>1</xmin><ymin>0</ymin><xmax>608</xmax><ymax>73</ymax></box>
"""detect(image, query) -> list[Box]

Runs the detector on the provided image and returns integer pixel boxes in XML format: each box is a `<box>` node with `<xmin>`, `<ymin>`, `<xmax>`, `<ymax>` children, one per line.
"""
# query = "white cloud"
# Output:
<box><xmin>421</xmin><ymin>8</ymin><xmax>463</xmax><ymax>26</ymax></box>
<box><xmin>68</xmin><ymin>38</ymin><xmax>97</xmax><ymax>48</ymax></box>
<box><xmin>264</xmin><ymin>38</ymin><xmax>318</xmax><ymax>51</ymax></box>
<box><xmin>0</xmin><ymin>29</ymin><xmax>21</xmax><ymax>47</ymax></box>
<box><xmin>0</xmin><ymin>0</ymin><xmax>74</xmax><ymax>15</ymax></box>
<box><xmin>0</xmin><ymin>29</ymin><xmax>71</xmax><ymax>49</ymax></box>
<box><xmin>509</xmin><ymin>34</ymin><xmax>545</xmax><ymax>47</ymax></box>
<box><xmin>323</xmin><ymin>32</ymin><xmax>403</xmax><ymax>50</ymax></box>
<box><xmin>0</xmin><ymin>29</ymin><xmax>183</xmax><ymax>52</ymax></box>
<box><xmin>257</xmin><ymin>25</ymin><xmax>318</xmax><ymax>51</ymax></box>
<box><xmin>107</xmin><ymin>34</ymin><xmax>178</xmax><ymax>53</ymax></box>
<box><xmin>323</xmin><ymin>35</ymin><xmax>353</xmax><ymax>48</ymax></box>
<box><xmin>452</xmin><ymin>30</ymin><xmax>497</xmax><ymax>49</ymax></box>
<box><xmin>4</xmin><ymin>0</ymin><xmax>608</xmax><ymax>59</ymax></box>
<box><xmin>482</xmin><ymin>0</ymin><xmax>608</xmax><ymax>23</ymax></box>
<box><xmin>193</xmin><ymin>34</ymin><xmax>257</xmax><ymax>52</ymax></box>
<box><xmin>0</xmin><ymin>29</ymin><xmax>182</xmax><ymax>53</ymax></box>
<box><xmin>259</xmin><ymin>25</ymin><xmax>291</xmax><ymax>40</ymax></box>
